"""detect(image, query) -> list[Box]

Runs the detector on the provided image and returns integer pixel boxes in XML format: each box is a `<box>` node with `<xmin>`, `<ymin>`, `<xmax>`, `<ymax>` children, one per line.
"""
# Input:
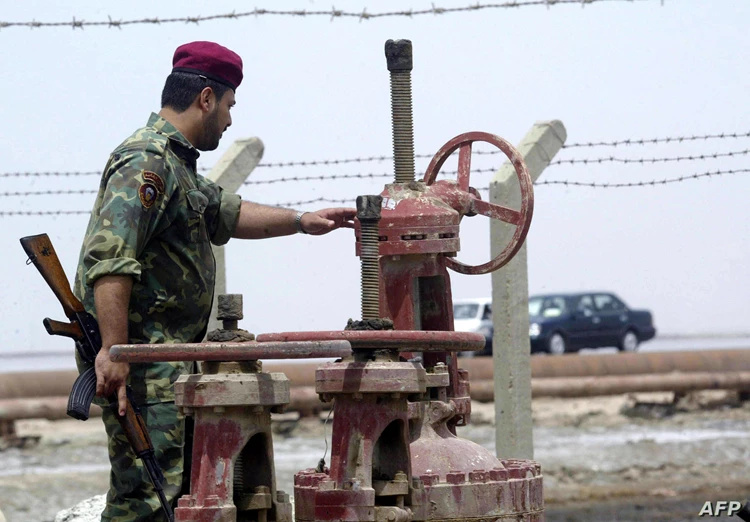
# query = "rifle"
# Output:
<box><xmin>20</xmin><ymin>233</ymin><xmax>174</xmax><ymax>522</ymax></box>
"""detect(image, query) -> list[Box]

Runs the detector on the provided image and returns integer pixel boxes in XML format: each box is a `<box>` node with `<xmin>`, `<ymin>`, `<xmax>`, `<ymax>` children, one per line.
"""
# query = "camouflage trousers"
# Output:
<box><xmin>100</xmin><ymin>401</ymin><xmax>186</xmax><ymax>522</ymax></box>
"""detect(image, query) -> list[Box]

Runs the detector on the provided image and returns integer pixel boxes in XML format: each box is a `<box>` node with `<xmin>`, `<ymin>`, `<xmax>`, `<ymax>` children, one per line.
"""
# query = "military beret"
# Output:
<box><xmin>172</xmin><ymin>41</ymin><xmax>243</xmax><ymax>91</ymax></box>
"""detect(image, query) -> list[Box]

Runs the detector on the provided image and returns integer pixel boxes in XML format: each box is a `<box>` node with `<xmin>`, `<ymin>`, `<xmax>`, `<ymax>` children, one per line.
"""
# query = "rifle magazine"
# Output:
<box><xmin>67</xmin><ymin>366</ymin><xmax>97</xmax><ymax>421</ymax></box>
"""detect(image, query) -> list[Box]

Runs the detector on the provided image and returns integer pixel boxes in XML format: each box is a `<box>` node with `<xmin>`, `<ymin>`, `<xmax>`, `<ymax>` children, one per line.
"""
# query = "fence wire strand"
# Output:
<box><xmin>562</xmin><ymin>131</ymin><xmax>750</xmax><ymax>148</ymax></box>
<box><xmin>2</xmin><ymin>168</ymin><xmax>746</xmax><ymax>212</ymax></box>
<box><xmin>1</xmin><ymin>0</ymin><xmax>656</xmax><ymax>30</ymax></box>
<box><xmin>3</xmin><ymin>131</ymin><xmax>748</xmax><ymax>179</ymax></box>
<box><xmin>536</xmin><ymin>168</ymin><xmax>750</xmax><ymax>188</ymax></box>
<box><xmin>550</xmin><ymin>148</ymin><xmax>750</xmax><ymax>165</ymax></box>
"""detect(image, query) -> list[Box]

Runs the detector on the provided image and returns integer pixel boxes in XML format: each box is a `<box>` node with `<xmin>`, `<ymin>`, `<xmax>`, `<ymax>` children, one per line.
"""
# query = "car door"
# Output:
<box><xmin>592</xmin><ymin>293</ymin><xmax>628</xmax><ymax>347</ymax></box>
<box><xmin>565</xmin><ymin>294</ymin><xmax>599</xmax><ymax>348</ymax></box>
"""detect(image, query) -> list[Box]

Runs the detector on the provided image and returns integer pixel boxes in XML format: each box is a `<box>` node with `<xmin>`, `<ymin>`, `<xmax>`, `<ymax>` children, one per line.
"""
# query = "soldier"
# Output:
<box><xmin>74</xmin><ymin>41</ymin><xmax>355</xmax><ymax>521</ymax></box>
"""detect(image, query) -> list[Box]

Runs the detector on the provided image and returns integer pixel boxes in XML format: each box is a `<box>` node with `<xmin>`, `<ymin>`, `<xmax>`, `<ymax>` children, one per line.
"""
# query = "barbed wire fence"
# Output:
<box><xmin>1</xmin><ymin>131</ymin><xmax>748</xmax><ymax>216</ymax></box>
<box><xmin>0</xmin><ymin>0</ymin><xmax>660</xmax><ymax>30</ymax></box>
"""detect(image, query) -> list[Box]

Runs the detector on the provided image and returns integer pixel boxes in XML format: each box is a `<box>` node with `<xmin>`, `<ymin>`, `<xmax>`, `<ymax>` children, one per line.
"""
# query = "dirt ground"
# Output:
<box><xmin>1</xmin><ymin>390</ymin><xmax>748</xmax><ymax>522</ymax></box>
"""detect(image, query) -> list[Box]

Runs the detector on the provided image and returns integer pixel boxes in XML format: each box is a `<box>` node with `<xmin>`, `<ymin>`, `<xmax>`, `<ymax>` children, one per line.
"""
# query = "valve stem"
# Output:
<box><xmin>357</xmin><ymin>195</ymin><xmax>383</xmax><ymax>320</ymax></box>
<box><xmin>385</xmin><ymin>39</ymin><xmax>415</xmax><ymax>184</ymax></box>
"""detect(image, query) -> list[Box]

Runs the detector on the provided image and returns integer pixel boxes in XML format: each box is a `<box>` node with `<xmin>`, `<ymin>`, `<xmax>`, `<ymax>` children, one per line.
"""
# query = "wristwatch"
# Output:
<box><xmin>294</xmin><ymin>211</ymin><xmax>308</xmax><ymax>234</ymax></box>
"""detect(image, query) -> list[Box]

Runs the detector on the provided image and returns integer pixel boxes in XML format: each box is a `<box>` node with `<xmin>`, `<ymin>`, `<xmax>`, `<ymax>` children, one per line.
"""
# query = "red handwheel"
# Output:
<box><xmin>423</xmin><ymin>131</ymin><xmax>534</xmax><ymax>275</ymax></box>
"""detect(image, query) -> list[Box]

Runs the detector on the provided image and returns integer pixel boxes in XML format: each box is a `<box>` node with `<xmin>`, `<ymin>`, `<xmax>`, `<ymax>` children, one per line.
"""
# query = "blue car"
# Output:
<box><xmin>529</xmin><ymin>292</ymin><xmax>656</xmax><ymax>355</ymax></box>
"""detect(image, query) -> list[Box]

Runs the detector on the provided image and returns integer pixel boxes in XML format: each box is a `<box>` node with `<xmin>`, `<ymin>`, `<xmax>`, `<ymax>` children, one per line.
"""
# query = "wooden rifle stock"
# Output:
<box><xmin>20</xmin><ymin>234</ymin><xmax>85</xmax><ymax>319</ymax></box>
<box><xmin>20</xmin><ymin>233</ymin><xmax>174</xmax><ymax>521</ymax></box>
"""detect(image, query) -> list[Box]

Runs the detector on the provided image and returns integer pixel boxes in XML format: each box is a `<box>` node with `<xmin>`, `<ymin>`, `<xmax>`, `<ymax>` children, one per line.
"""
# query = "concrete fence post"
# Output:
<box><xmin>489</xmin><ymin>120</ymin><xmax>567</xmax><ymax>459</ymax></box>
<box><xmin>206</xmin><ymin>137</ymin><xmax>265</xmax><ymax>334</ymax></box>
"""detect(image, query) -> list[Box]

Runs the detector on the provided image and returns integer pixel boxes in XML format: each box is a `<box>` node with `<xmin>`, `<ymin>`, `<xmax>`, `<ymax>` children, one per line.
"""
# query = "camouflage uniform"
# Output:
<box><xmin>74</xmin><ymin>113</ymin><xmax>241</xmax><ymax>521</ymax></box>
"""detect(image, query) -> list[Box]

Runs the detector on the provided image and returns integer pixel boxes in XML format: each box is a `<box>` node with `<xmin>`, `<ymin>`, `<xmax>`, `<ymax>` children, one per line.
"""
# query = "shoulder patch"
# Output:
<box><xmin>139</xmin><ymin>171</ymin><xmax>164</xmax><ymax>209</ymax></box>
<box><xmin>143</xmin><ymin>171</ymin><xmax>165</xmax><ymax>194</ymax></box>
<box><xmin>139</xmin><ymin>183</ymin><xmax>158</xmax><ymax>209</ymax></box>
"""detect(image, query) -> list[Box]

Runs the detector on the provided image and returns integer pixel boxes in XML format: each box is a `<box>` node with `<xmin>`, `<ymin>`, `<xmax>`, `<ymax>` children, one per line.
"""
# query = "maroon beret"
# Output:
<box><xmin>172</xmin><ymin>41</ymin><xmax>243</xmax><ymax>91</ymax></box>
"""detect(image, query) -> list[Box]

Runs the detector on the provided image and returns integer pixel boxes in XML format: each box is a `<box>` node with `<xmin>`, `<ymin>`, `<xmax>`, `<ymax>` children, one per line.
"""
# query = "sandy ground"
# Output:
<box><xmin>1</xmin><ymin>391</ymin><xmax>748</xmax><ymax>521</ymax></box>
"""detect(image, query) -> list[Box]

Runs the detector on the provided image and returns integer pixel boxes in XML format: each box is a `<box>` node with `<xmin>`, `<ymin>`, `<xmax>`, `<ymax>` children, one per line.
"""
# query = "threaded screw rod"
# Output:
<box><xmin>385</xmin><ymin>39</ymin><xmax>415</xmax><ymax>184</ymax></box>
<box><xmin>357</xmin><ymin>195</ymin><xmax>383</xmax><ymax>320</ymax></box>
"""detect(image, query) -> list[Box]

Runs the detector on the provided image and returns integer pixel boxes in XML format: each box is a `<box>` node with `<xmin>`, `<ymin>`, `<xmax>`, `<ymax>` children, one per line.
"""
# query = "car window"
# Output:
<box><xmin>528</xmin><ymin>298</ymin><xmax>542</xmax><ymax>316</ymax></box>
<box><xmin>482</xmin><ymin>304</ymin><xmax>492</xmax><ymax>320</ymax></box>
<box><xmin>575</xmin><ymin>295</ymin><xmax>595</xmax><ymax>315</ymax></box>
<box><xmin>454</xmin><ymin>303</ymin><xmax>479</xmax><ymax>319</ymax></box>
<box><xmin>541</xmin><ymin>296</ymin><xmax>566</xmax><ymax>317</ymax></box>
<box><xmin>594</xmin><ymin>294</ymin><xmax>625</xmax><ymax>312</ymax></box>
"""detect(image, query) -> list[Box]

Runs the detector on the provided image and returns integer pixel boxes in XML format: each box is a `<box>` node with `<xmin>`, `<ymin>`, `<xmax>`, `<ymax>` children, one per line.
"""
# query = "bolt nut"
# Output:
<box><xmin>356</xmin><ymin>195</ymin><xmax>383</xmax><ymax>221</ymax></box>
<box><xmin>385</xmin><ymin>39</ymin><xmax>413</xmax><ymax>72</ymax></box>
<box><xmin>216</xmin><ymin>294</ymin><xmax>243</xmax><ymax>321</ymax></box>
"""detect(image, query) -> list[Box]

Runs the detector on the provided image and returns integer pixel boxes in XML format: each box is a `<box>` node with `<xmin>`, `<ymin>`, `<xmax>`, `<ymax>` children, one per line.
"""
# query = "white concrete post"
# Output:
<box><xmin>206</xmin><ymin>137</ymin><xmax>265</xmax><ymax>333</ymax></box>
<box><xmin>489</xmin><ymin>121</ymin><xmax>566</xmax><ymax>459</ymax></box>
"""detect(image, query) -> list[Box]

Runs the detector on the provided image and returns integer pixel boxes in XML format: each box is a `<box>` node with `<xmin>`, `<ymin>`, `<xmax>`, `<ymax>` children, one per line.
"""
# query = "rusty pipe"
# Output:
<box><xmin>465</xmin><ymin>372</ymin><xmax>750</xmax><ymax>400</ymax></box>
<box><xmin>460</xmin><ymin>348</ymin><xmax>750</xmax><ymax>381</ymax></box>
<box><xmin>0</xmin><ymin>396</ymin><xmax>102</xmax><ymax>421</ymax></box>
<box><xmin>0</xmin><ymin>370</ymin><xmax>77</xmax><ymax>399</ymax></box>
<box><xmin>109</xmin><ymin>340</ymin><xmax>352</xmax><ymax>363</ymax></box>
<box><xmin>5</xmin><ymin>368</ymin><xmax>749</xmax><ymax>423</ymax></box>
<box><xmin>4</xmin><ymin>349</ymin><xmax>749</xmax><ymax>400</ymax></box>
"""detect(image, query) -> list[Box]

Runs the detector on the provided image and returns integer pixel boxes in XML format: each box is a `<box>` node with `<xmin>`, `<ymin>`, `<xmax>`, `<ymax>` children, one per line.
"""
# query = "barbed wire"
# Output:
<box><xmin>0</xmin><ymin>0</ymin><xmax>655</xmax><ymax>30</ymax></box>
<box><xmin>0</xmin><ymin>189</ymin><xmax>97</xmax><ymax>197</ymax></box>
<box><xmin>0</xmin><ymin>210</ymin><xmax>89</xmax><ymax>216</ymax></box>
<box><xmin>0</xmin><ymin>167</ymin><xmax>745</xmax><ymax>213</ymax></box>
<box><xmin>240</xmin><ymin>133</ymin><xmax>750</xmax><ymax>169</ymax></box>
<box><xmin>0</xmin><ymin>170</ymin><xmax>100</xmax><ymax>178</ymax></box>
<box><xmin>536</xmin><ymin>168</ymin><xmax>750</xmax><ymax>188</ymax></box>
<box><xmin>265</xmin><ymin>167</ymin><xmax>748</xmax><ymax>203</ymax></box>
<box><xmin>3</xmin><ymin>131</ymin><xmax>748</xmax><ymax>179</ymax></box>
<box><xmin>242</xmin><ymin>167</ymin><xmax>502</xmax><ymax>186</ymax></box>
<box><xmin>563</xmin><ymin>131</ymin><xmax>750</xmax><ymax>148</ymax></box>
<box><xmin>2</xmin><ymin>164</ymin><xmax>747</xmax><ymax>202</ymax></box>
<box><xmin>244</xmin><ymin>172</ymin><xmax>391</xmax><ymax>185</ymax></box>
<box><xmin>550</xmin><ymin>148</ymin><xmax>750</xmax><ymax>165</ymax></box>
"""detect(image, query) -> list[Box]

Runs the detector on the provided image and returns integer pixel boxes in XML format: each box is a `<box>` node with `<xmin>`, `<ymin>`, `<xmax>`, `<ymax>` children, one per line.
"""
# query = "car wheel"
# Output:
<box><xmin>547</xmin><ymin>332</ymin><xmax>566</xmax><ymax>355</ymax></box>
<box><xmin>618</xmin><ymin>330</ymin><xmax>639</xmax><ymax>352</ymax></box>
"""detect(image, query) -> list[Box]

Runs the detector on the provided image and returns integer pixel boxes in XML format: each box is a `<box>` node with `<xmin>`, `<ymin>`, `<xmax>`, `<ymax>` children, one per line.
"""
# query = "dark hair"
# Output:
<box><xmin>160</xmin><ymin>72</ymin><xmax>231</xmax><ymax>113</ymax></box>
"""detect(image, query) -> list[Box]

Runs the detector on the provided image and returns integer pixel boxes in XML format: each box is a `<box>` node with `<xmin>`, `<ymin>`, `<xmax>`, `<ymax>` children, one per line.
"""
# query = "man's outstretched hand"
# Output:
<box><xmin>301</xmin><ymin>207</ymin><xmax>356</xmax><ymax>235</ymax></box>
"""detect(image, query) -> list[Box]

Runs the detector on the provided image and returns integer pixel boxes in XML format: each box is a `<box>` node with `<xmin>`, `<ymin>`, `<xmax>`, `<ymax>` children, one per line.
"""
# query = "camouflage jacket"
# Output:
<box><xmin>74</xmin><ymin>113</ymin><xmax>242</xmax><ymax>403</ymax></box>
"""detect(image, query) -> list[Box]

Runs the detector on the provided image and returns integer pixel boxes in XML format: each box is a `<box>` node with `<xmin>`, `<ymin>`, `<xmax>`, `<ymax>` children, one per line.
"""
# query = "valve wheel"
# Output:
<box><xmin>423</xmin><ymin>131</ymin><xmax>534</xmax><ymax>275</ymax></box>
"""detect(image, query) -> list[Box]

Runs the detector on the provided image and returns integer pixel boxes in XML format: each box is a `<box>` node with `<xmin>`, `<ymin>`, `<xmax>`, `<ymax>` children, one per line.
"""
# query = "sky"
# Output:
<box><xmin>1</xmin><ymin>0</ymin><xmax>748</xmax><ymax>358</ymax></box>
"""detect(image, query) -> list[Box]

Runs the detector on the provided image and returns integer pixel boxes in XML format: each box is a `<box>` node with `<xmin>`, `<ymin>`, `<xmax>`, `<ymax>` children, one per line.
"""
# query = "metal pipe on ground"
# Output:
<box><xmin>462</xmin><ymin>348</ymin><xmax>750</xmax><ymax>381</ymax></box>
<box><xmin>3</xmin><ymin>348</ymin><xmax>749</xmax><ymax>401</ymax></box>
<box><xmin>6</xmin><ymin>371</ymin><xmax>750</xmax><ymax>423</ymax></box>
<box><xmin>0</xmin><ymin>370</ymin><xmax>77</xmax><ymax>399</ymax></box>
<box><xmin>0</xmin><ymin>396</ymin><xmax>102</xmax><ymax>421</ymax></box>
<box><xmin>467</xmin><ymin>372</ymin><xmax>750</xmax><ymax>400</ymax></box>
<box><xmin>0</xmin><ymin>363</ymin><xmax>322</xmax><ymax>400</ymax></box>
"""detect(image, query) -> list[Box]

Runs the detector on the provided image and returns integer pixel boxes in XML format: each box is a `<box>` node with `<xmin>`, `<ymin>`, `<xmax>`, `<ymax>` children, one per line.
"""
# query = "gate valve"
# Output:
<box><xmin>421</xmin><ymin>130</ymin><xmax>534</xmax><ymax>275</ymax></box>
<box><xmin>356</xmin><ymin>131</ymin><xmax>533</xmax><ymax>276</ymax></box>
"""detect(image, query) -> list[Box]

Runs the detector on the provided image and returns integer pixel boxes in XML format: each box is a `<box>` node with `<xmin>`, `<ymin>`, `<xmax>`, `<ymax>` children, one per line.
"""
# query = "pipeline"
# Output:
<box><xmin>3</xmin><ymin>349</ymin><xmax>750</xmax><ymax>399</ymax></box>
<box><xmin>4</xmin><ymin>371</ymin><xmax>749</xmax><ymax>424</ymax></box>
<box><xmin>0</xmin><ymin>396</ymin><xmax>102</xmax><ymax>421</ymax></box>
<box><xmin>473</xmin><ymin>371</ymin><xmax>750</xmax><ymax>400</ymax></box>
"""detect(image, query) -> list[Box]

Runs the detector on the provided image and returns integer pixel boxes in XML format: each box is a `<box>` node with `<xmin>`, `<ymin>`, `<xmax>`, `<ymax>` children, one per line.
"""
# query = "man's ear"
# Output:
<box><xmin>197</xmin><ymin>86</ymin><xmax>215</xmax><ymax>113</ymax></box>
